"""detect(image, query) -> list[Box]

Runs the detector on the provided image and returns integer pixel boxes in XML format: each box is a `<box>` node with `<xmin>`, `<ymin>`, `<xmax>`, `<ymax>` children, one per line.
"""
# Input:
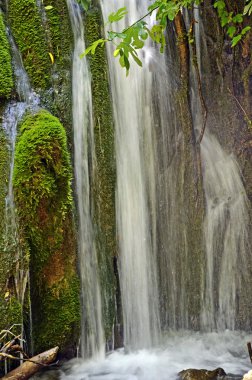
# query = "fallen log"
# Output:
<box><xmin>1</xmin><ymin>346</ymin><xmax>59</xmax><ymax>380</ymax></box>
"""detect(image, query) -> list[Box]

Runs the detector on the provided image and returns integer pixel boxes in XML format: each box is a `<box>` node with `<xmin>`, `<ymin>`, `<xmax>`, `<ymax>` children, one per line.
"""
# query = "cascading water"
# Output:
<box><xmin>67</xmin><ymin>0</ymin><xmax>104</xmax><ymax>358</ymax></box>
<box><xmin>2</xmin><ymin>27</ymin><xmax>40</xmax><ymax>361</ymax></box>
<box><xmin>200</xmin><ymin>131</ymin><xmax>250</xmax><ymax>330</ymax></box>
<box><xmin>100</xmin><ymin>1</ymin><xmax>160</xmax><ymax>350</ymax></box>
<box><xmin>191</xmin><ymin>9</ymin><xmax>251</xmax><ymax>331</ymax></box>
<box><xmin>2</xmin><ymin>29</ymin><xmax>39</xmax><ymax>305</ymax></box>
<box><xmin>58</xmin><ymin>2</ymin><xmax>252</xmax><ymax>379</ymax></box>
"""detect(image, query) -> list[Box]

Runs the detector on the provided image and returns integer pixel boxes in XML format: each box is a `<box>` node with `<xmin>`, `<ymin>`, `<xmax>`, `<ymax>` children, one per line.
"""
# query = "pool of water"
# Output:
<box><xmin>34</xmin><ymin>331</ymin><xmax>252</xmax><ymax>380</ymax></box>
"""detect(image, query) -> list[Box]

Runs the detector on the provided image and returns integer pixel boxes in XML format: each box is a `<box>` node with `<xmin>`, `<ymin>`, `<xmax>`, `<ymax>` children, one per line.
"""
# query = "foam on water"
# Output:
<box><xmin>56</xmin><ymin>332</ymin><xmax>250</xmax><ymax>380</ymax></box>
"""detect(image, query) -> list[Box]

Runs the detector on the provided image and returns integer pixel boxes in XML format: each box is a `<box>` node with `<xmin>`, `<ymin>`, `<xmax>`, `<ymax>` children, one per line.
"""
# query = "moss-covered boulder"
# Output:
<box><xmin>13</xmin><ymin>110</ymin><xmax>80</xmax><ymax>355</ymax></box>
<box><xmin>8</xmin><ymin>0</ymin><xmax>51</xmax><ymax>90</ymax></box>
<box><xmin>0</xmin><ymin>13</ymin><xmax>14</xmax><ymax>98</ymax></box>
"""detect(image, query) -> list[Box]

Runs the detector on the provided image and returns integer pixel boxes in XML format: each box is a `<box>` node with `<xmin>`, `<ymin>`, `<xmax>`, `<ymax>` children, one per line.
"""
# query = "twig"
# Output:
<box><xmin>228</xmin><ymin>87</ymin><xmax>252</xmax><ymax>126</ymax></box>
<box><xmin>247</xmin><ymin>342</ymin><xmax>252</xmax><ymax>363</ymax></box>
<box><xmin>0</xmin><ymin>353</ymin><xmax>56</xmax><ymax>367</ymax></box>
<box><xmin>122</xmin><ymin>6</ymin><xmax>159</xmax><ymax>33</ymax></box>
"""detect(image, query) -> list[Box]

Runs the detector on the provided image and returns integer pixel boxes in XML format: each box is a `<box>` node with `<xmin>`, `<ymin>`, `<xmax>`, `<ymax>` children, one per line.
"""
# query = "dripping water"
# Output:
<box><xmin>67</xmin><ymin>0</ymin><xmax>104</xmax><ymax>359</ymax></box>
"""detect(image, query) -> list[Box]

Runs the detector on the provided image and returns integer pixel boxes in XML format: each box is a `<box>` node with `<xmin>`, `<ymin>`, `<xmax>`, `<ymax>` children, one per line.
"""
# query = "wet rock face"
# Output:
<box><xmin>178</xmin><ymin>367</ymin><xmax>227</xmax><ymax>380</ymax></box>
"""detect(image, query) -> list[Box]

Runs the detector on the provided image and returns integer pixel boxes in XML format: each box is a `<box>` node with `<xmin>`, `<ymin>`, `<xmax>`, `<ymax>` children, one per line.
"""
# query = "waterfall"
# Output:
<box><xmin>1</xmin><ymin>26</ymin><xmax>40</xmax><ymax>362</ymax></box>
<box><xmin>191</xmin><ymin>9</ymin><xmax>251</xmax><ymax>331</ymax></box>
<box><xmin>3</xmin><ymin>102</ymin><xmax>28</xmax><ymax>304</ymax></box>
<box><xmin>200</xmin><ymin>131</ymin><xmax>250</xmax><ymax>330</ymax></box>
<box><xmin>67</xmin><ymin>0</ymin><xmax>104</xmax><ymax>358</ymax></box>
<box><xmin>2</xmin><ymin>29</ymin><xmax>39</xmax><ymax>304</ymax></box>
<box><xmin>100</xmin><ymin>1</ymin><xmax>160</xmax><ymax>350</ymax></box>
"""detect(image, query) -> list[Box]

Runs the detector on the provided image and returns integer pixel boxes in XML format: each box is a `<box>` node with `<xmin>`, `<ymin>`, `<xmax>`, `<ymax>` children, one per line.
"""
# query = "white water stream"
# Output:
<box><xmin>200</xmin><ymin>131</ymin><xmax>250</xmax><ymax>331</ymax></box>
<box><xmin>2</xmin><ymin>29</ymin><xmax>39</xmax><ymax>305</ymax></box>
<box><xmin>191</xmin><ymin>8</ymin><xmax>250</xmax><ymax>331</ymax></box>
<box><xmin>67</xmin><ymin>0</ymin><xmax>104</xmax><ymax>359</ymax></box>
<box><xmin>100</xmin><ymin>0</ymin><xmax>161</xmax><ymax>351</ymax></box>
<box><xmin>26</xmin><ymin>0</ymin><xmax>251</xmax><ymax>380</ymax></box>
<box><xmin>2</xmin><ymin>26</ymin><xmax>40</xmax><ymax>368</ymax></box>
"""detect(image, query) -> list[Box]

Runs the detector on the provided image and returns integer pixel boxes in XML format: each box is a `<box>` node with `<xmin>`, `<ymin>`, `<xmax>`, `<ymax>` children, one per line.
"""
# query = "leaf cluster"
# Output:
<box><xmin>82</xmin><ymin>0</ymin><xmax>252</xmax><ymax>73</ymax></box>
<box><xmin>214</xmin><ymin>0</ymin><xmax>251</xmax><ymax>47</ymax></box>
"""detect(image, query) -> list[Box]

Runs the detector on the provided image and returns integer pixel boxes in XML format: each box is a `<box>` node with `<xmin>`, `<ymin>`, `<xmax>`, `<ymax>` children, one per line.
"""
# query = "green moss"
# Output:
<box><xmin>0</xmin><ymin>13</ymin><xmax>14</xmax><ymax>98</ymax></box>
<box><xmin>0</xmin><ymin>297</ymin><xmax>22</xmax><ymax>332</ymax></box>
<box><xmin>13</xmin><ymin>110</ymin><xmax>80</xmax><ymax>354</ymax></box>
<box><xmin>42</xmin><ymin>0</ymin><xmax>72</xmax><ymax>67</ymax></box>
<box><xmin>0</xmin><ymin>131</ymin><xmax>9</xmax><ymax>257</ymax></box>
<box><xmin>8</xmin><ymin>0</ymin><xmax>51</xmax><ymax>90</ymax></box>
<box><xmin>32</xmin><ymin>265</ymin><xmax>80</xmax><ymax>352</ymax></box>
<box><xmin>38</xmin><ymin>0</ymin><xmax>74</xmax><ymax>152</ymax></box>
<box><xmin>0</xmin><ymin>127</ymin><xmax>23</xmax><ymax>353</ymax></box>
<box><xmin>85</xmin><ymin>7</ymin><xmax>117</xmax><ymax>339</ymax></box>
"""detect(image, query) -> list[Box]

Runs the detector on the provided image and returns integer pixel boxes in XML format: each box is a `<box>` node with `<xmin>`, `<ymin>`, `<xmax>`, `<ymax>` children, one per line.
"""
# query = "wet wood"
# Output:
<box><xmin>174</xmin><ymin>11</ymin><xmax>189</xmax><ymax>81</ymax></box>
<box><xmin>1</xmin><ymin>346</ymin><xmax>59</xmax><ymax>380</ymax></box>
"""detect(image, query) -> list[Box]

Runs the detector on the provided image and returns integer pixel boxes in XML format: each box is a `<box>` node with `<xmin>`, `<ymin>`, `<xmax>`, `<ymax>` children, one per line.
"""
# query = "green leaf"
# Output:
<box><xmin>213</xmin><ymin>1</ymin><xmax>226</xmax><ymax>10</ymax></box>
<box><xmin>108</xmin><ymin>31</ymin><xmax>127</xmax><ymax>40</ymax></box>
<box><xmin>45</xmin><ymin>5</ymin><xmax>53</xmax><ymax>10</ymax></box>
<box><xmin>220</xmin><ymin>12</ymin><xmax>229</xmax><ymax>27</ymax></box>
<box><xmin>132</xmin><ymin>38</ymin><xmax>144</xmax><ymax>49</ymax></box>
<box><xmin>231</xmin><ymin>34</ymin><xmax>242</xmax><ymax>47</ymax></box>
<box><xmin>139</xmin><ymin>29</ymin><xmax>148</xmax><ymax>40</ymax></box>
<box><xmin>244</xmin><ymin>1</ymin><xmax>252</xmax><ymax>15</ymax></box>
<box><xmin>78</xmin><ymin>0</ymin><xmax>91</xmax><ymax>11</ymax></box>
<box><xmin>241</xmin><ymin>26</ymin><xmax>251</xmax><ymax>35</ymax></box>
<box><xmin>227</xmin><ymin>26</ymin><xmax>236</xmax><ymax>38</ymax></box>
<box><xmin>108</xmin><ymin>7</ymin><xmax>128</xmax><ymax>24</ymax></box>
<box><xmin>80</xmin><ymin>39</ymin><xmax>107</xmax><ymax>58</ymax></box>
<box><xmin>232</xmin><ymin>13</ymin><xmax>243</xmax><ymax>23</ymax></box>
<box><xmin>113</xmin><ymin>48</ymin><xmax>121</xmax><ymax>57</ymax></box>
<box><xmin>130</xmin><ymin>51</ymin><xmax>142</xmax><ymax>67</ymax></box>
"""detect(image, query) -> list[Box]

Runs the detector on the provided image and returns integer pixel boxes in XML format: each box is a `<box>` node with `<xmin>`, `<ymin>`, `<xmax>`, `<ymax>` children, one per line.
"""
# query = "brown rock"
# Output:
<box><xmin>178</xmin><ymin>367</ymin><xmax>227</xmax><ymax>380</ymax></box>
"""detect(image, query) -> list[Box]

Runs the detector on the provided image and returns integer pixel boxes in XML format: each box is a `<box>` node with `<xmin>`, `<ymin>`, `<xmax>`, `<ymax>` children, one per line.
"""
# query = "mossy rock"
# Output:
<box><xmin>37</xmin><ymin>0</ymin><xmax>73</xmax><ymax>153</ymax></box>
<box><xmin>85</xmin><ymin>7</ymin><xmax>117</xmax><ymax>339</ymax></box>
<box><xmin>13</xmin><ymin>110</ymin><xmax>80</xmax><ymax>355</ymax></box>
<box><xmin>8</xmin><ymin>0</ymin><xmax>51</xmax><ymax>90</ymax></box>
<box><xmin>42</xmin><ymin>0</ymin><xmax>72</xmax><ymax>68</ymax></box>
<box><xmin>0</xmin><ymin>12</ymin><xmax>14</xmax><ymax>98</ymax></box>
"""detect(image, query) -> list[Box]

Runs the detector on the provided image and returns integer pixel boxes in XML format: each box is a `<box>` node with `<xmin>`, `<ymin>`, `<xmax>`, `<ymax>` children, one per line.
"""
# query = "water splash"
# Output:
<box><xmin>59</xmin><ymin>331</ymin><xmax>250</xmax><ymax>380</ymax></box>
<box><xmin>67</xmin><ymin>0</ymin><xmax>104</xmax><ymax>359</ymax></box>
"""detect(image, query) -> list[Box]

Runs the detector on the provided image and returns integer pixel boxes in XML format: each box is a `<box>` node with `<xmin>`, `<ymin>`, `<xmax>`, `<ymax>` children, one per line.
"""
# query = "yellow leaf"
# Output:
<box><xmin>4</xmin><ymin>291</ymin><xmax>10</xmax><ymax>299</ymax></box>
<box><xmin>49</xmin><ymin>52</ymin><xmax>54</xmax><ymax>64</ymax></box>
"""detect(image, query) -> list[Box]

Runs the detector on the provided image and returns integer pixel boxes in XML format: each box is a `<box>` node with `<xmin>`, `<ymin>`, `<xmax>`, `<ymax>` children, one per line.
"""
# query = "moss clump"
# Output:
<box><xmin>8</xmin><ymin>0</ymin><xmax>51</xmax><ymax>90</ymax></box>
<box><xmin>13</xmin><ymin>110</ymin><xmax>80</xmax><ymax>354</ymax></box>
<box><xmin>0</xmin><ymin>13</ymin><xmax>14</xmax><ymax>98</ymax></box>
<box><xmin>85</xmin><ymin>7</ymin><xmax>117</xmax><ymax>339</ymax></box>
